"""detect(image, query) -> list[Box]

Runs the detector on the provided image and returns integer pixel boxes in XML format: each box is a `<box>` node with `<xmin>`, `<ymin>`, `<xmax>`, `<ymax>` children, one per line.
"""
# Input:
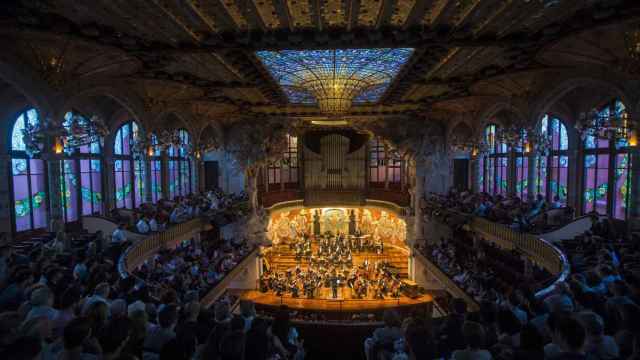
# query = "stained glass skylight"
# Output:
<box><xmin>255</xmin><ymin>48</ymin><xmax>414</xmax><ymax>113</ymax></box>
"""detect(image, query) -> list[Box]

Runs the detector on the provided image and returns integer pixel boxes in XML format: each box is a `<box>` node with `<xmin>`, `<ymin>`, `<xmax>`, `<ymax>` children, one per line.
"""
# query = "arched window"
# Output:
<box><xmin>534</xmin><ymin>115</ymin><xmax>569</xmax><ymax>205</ymax></box>
<box><xmin>59</xmin><ymin>111</ymin><xmax>104</xmax><ymax>222</ymax></box>
<box><xmin>168</xmin><ymin>129</ymin><xmax>193</xmax><ymax>199</ymax></box>
<box><xmin>113</xmin><ymin>121</ymin><xmax>145</xmax><ymax>209</ymax></box>
<box><xmin>10</xmin><ymin>108</ymin><xmax>48</xmax><ymax>232</ymax></box>
<box><xmin>583</xmin><ymin>99</ymin><xmax>631</xmax><ymax>219</ymax></box>
<box><xmin>481</xmin><ymin>124</ymin><xmax>508</xmax><ymax>195</ymax></box>
<box><xmin>369</xmin><ymin>137</ymin><xmax>403</xmax><ymax>189</ymax></box>
<box><xmin>149</xmin><ymin>133</ymin><xmax>162</xmax><ymax>203</ymax></box>
<box><xmin>267</xmin><ymin>134</ymin><xmax>299</xmax><ymax>188</ymax></box>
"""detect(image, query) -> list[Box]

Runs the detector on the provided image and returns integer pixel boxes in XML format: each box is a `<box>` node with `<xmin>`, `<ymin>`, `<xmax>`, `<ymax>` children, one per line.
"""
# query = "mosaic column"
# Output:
<box><xmin>161</xmin><ymin>152</ymin><xmax>169</xmax><ymax>200</ymax></box>
<box><xmin>103</xmin><ymin>156</ymin><xmax>115</xmax><ymax>211</ymax></box>
<box><xmin>629</xmin><ymin>147</ymin><xmax>640</xmax><ymax>229</ymax></box>
<box><xmin>144</xmin><ymin>155</ymin><xmax>152</xmax><ymax>203</ymax></box>
<box><xmin>44</xmin><ymin>153</ymin><xmax>63</xmax><ymax>231</ymax></box>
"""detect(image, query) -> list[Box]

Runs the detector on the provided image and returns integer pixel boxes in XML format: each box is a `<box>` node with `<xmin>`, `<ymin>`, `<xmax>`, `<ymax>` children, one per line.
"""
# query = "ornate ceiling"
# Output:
<box><xmin>0</xmin><ymin>0</ymin><xmax>639</xmax><ymax>137</ymax></box>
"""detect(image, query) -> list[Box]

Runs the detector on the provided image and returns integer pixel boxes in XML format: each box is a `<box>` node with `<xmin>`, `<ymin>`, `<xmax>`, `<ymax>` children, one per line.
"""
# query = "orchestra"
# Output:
<box><xmin>259</xmin><ymin>231</ymin><xmax>402</xmax><ymax>300</ymax></box>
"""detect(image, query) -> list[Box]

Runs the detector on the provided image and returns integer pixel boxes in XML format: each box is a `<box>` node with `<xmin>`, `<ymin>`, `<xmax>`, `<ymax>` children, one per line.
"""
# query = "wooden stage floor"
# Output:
<box><xmin>238</xmin><ymin>288</ymin><xmax>433</xmax><ymax>312</ymax></box>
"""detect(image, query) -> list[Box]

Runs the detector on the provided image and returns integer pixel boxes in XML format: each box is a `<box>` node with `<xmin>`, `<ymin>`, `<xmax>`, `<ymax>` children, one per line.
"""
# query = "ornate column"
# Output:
<box><xmin>629</xmin><ymin>147</ymin><xmax>640</xmax><ymax>228</ymax></box>
<box><xmin>144</xmin><ymin>154</ymin><xmax>152</xmax><ymax>203</ymax></box>
<box><xmin>44</xmin><ymin>151</ymin><xmax>63</xmax><ymax>231</ymax></box>
<box><xmin>161</xmin><ymin>151</ymin><xmax>169</xmax><ymax>200</ymax></box>
<box><xmin>413</xmin><ymin>161</ymin><xmax>426</xmax><ymax>243</ymax></box>
<box><xmin>103</xmin><ymin>156</ymin><xmax>115</xmax><ymax>211</ymax></box>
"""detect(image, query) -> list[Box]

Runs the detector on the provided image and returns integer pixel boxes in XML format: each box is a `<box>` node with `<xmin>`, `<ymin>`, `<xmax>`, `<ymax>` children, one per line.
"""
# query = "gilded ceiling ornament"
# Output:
<box><xmin>255</xmin><ymin>48</ymin><xmax>414</xmax><ymax>120</ymax></box>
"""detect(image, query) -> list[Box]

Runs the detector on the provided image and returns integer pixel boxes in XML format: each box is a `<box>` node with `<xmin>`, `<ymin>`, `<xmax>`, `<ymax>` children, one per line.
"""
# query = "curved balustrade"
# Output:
<box><xmin>200</xmin><ymin>248</ymin><xmax>259</xmax><ymax>307</ymax></box>
<box><xmin>82</xmin><ymin>216</ymin><xmax>147</xmax><ymax>242</ymax></box>
<box><xmin>118</xmin><ymin>217</ymin><xmax>206</xmax><ymax>278</ymax></box>
<box><xmin>469</xmin><ymin>217</ymin><xmax>570</xmax><ymax>299</ymax></box>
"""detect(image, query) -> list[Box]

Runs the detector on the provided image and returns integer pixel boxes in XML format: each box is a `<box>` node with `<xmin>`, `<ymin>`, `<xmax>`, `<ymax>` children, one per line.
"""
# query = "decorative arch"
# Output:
<box><xmin>533</xmin><ymin>76</ymin><xmax>629</xmax><ymax>121</ymax></box>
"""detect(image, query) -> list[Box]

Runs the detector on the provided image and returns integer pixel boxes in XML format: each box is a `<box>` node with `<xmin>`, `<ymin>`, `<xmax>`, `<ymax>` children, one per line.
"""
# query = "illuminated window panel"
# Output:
<box><xmin>11</xmin><ymin>108</ymin><xmax>48</xmax><ymax>232</ymax></box>
<box><xmin>255</xmin><ymin>48</ymin><xmax>414</xmax><ymax>105</ymax></box>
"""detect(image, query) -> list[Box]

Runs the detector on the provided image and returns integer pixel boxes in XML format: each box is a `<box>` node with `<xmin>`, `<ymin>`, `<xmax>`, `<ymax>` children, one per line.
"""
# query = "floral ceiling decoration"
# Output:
<box><xmin>255</xmin><ymin>48</ymin><xmax>414</xmax><ymax>117</ymax></box>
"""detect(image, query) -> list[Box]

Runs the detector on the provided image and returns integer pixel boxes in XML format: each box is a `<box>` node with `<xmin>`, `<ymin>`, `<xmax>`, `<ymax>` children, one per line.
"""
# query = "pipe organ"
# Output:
<box><xmin>304</xmin><ymin>134</ymin><xmax>366</xmax><ymax>191</ymax></box>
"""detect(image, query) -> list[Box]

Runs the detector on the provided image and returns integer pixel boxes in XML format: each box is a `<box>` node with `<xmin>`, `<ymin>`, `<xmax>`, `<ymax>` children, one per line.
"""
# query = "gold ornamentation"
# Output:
<box><xmin>423</xmin><ymin>0</ymin><xmax>448</xmax><ymax>26</ymax></box>
<box><xmin>253</xmin><ymin>0</ymin><xmax>281</xmax><ymax>29</ymax></box>
<box><xmin>321</xmin><ymin>0</ymin><xmax>347</xmax><ymax>28</ymax></box>
<box><xmin>389</xmin><ymin>0</ymin><xmax>416</xmax><ymax>27</ymax></box>
<box><xmin>286</xmin><ymin>0</ymin><xmax>313</xmax><ymax>28</ymax></box>
<box><xmin>357</xmin><ymin>0</ymin><xmax>383</xmax><ymax>27</ymax></box>
<box><xmin>220</xmin><ymin>0</ymin><xmax>249</xmax><ymax>30</ymax></box>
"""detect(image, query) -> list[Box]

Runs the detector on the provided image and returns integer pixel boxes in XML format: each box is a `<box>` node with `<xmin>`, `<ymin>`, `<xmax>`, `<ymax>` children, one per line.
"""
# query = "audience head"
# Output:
<box><xmin>158</xmin><ymin>304</ymin><xmax>178</xmax><ymax>329</ymax></box>
<box><xmin>552</xmin><ymin>315</ymin><xmax>586</xmax><ymax>354</ymax></box>
<box><xmin>1</xmin><ymin>336</ymin><xmax>42</xmax><ymax>360</ymax></box>
<box><xmin>99</xmin><ymin>318</ymin><xmax>131</xmax><ymax>357</ymax></box>
<box><xmin>63</xmin><ymin>317</ymin><xmax>92</xmax><ymax>350</ymax></box>
<box><xmin>462</xmin><ymin>321</ymin><xmax>486</xmax><ymax>350</ymax></box>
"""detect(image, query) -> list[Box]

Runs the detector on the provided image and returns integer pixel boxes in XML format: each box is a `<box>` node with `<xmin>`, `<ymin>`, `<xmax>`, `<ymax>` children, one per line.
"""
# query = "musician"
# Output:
<box><xmin>329</xmin><ymin>270</ymin><xmax>339</xmax><ymax>299</ymax></box>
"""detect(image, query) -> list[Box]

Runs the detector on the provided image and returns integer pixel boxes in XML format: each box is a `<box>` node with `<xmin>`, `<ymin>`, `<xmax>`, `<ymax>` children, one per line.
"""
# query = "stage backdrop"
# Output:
<box><xmin>267</xmin><ymin>206</ymin><xmax>407</xmax><ymax>248</ymax></box>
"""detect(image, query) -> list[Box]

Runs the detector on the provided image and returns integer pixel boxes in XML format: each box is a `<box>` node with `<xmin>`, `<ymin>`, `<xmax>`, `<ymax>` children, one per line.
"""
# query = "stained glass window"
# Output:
<box><xmin>113</xmin><ymin>121</ymin><xmax>144</xmax><ymax>208</ymax></box>
<box><xmin>583</xmin><ymin>99</ymin><xmax>631</xmax><ymax>218</ymax></box>
<box><xmin>149</xmin><ymin>134</ymin><xmax>162</xmax><ymax>203</ymax></box>
<box><xmin>60</xmin><ymin>160</ymin><xmax>79</xmax><ymax>223</ymax></box>
<box><xmin>534</xmin><ymin>115</ymin><xmax>569</xmax><ymax>204</ymax></box>
<box><xmin>255</xmin><ymin>48</ymin><xmax>414</xmax><ymax>104</ymax></box>
<box><xmin>481</xmin><ymin>124</ymin><xmax>508</xmax><ymax>195</ymax></box>
<box><xmin>11</xmin><ymin>108</ymin><xmax>48</xmax><ymax>232</ymax></box>
<box><xmin>168</xmin><ymin>129</ymin><xmax>193</xmax><ymax>199</ymax></box>
<box><xmin>58</xmin><ymin>111</ymin><xmax>104</xmax><ymax>220</ymax></box>
<box><xmin>80</xmin><ymin>159</ymin><xmax>102</xmax><ymax>215</ymax></box>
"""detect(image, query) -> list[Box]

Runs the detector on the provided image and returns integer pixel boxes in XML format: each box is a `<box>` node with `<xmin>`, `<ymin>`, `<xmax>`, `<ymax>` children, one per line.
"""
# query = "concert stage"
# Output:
<box><xmin>251</xmin><ymin>205</ymin><xmax>434</xmax><ymax>318</ymax></box>
<box><xmin>239</xmin><ymin>289</ymin><xmax>433</xmax><ymax>312</ymax></box>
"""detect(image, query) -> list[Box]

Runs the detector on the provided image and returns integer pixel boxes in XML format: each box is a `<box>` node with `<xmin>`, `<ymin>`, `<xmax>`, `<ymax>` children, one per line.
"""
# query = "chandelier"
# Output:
<box><xmin>303</xmin><ymin>76</ymin><xmax>368</xmax><ymax>115</ymax></box>
<box><xmin>22</xmin><ymin>118</ymin><xmax>66</xmax><ymax>157</ymax></box>
<box><xmin>62</xmin><ymin>113</ymin><xmax>108</xmax><ymax>151</ymax></box>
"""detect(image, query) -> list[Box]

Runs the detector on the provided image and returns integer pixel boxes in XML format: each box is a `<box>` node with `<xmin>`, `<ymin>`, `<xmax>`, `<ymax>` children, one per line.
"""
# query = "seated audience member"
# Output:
<box><xmin>136</xmin><ymin>215</ymin><xmax>150</xmax><ymax>234</ymax></box>
<box><xmin>513</xmin><ymin>324</ymin><xmax>545</xmax><ymax>360</ymax></box>
<box><xmin>144</xmin><ymin>303</ymin><xmax>178</xmax><ymax>354</ymax></box>
<box><xmin>364</xmin><ymin>309</ymin><xmax>403</xmax><ymax>360</ymax></box>
<box><xmin>577</xmin><ymin>311</ymin><xmax>619</xmax><ymax>360</ymax></box>
<box><xmin>451</xmin><ymin>321</ymin><xmax>492</xmax><ymax>360</ymax></box>
<box><xmin>546</xmin><ymin>314</ymin><xmax>587</xmax><ymax>360</ymax></box>
<box><xmin>0</xmin><ymin>270</ymin><xmax>34</xmax><ymax>311</ymax></box>
<box><xmin>149</xmin><ymin>215</ymin><xmax>159</xmax><ymax>232</ymax></box>
<box><xmin>25</xmin><ymin>286</ymin><xmax>57</xmax><ymax>321</ymax></box>
<box><xmin>98</xmin><ymin>318</ymin><xmax>131</xmax><ymax>360</ymax></box>
<box><xmin>0</xmin><ymin>335</ymin><xmax>43</xmax><ymax>360</ymax></box>
<box><xmin>111</xmin><ymin>223</ymin><xmax>128</xmax><ymax>244</ymax></box>
<box><xmin>58</xmin><ymin>317</ymin><xmax>100</xmax><ymax>360</ymax></box>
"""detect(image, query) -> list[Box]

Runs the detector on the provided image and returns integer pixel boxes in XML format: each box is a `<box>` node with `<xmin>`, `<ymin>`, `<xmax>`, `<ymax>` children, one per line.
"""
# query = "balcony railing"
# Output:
<box><xmin>118</xmin><ymin>217</ymin><xmax>206</xmax><ymax>278</ymax></box>
<box><xmin>469</xmin><ymin>217</ymin><xmax>570</xmax><ymax>299</ymax></box>
<box><xmin>414</xmin><ymin>252</ymin><xmax>480</xmax><ymax>312</ymax></box>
